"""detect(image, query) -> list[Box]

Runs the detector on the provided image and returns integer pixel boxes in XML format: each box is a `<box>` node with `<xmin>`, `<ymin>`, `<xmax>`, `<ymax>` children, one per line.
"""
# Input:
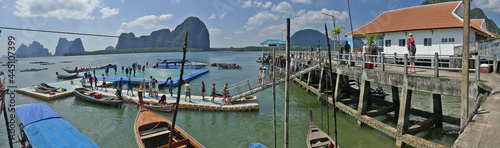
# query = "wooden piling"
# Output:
<box><xmin>433</xmin><ymin>94</ymin><xmax>443</xmax><ymax>128</ymax></box>
<box><xmin>357</xmin><ymin>79</ymin><xmax>370</xmax><ymax>126</ymax></box>
<box><xmin>461</xmin><ymin>0</ymin><xmax>471</xmax><ymax>129</ymax></box>
<box><xmin>284</xmin><ymin>18</ymin><xmax>290</xmax><ymax>148</ymax></box>
<box><xmin>396</xmin><ymin>87</ymin><xmax>412</xmax><ymax>147</ymax></box>
<box><xmin>392</xmin><ymin>86</ymin><xmax>400</xmax><ymax>116</ymax></box>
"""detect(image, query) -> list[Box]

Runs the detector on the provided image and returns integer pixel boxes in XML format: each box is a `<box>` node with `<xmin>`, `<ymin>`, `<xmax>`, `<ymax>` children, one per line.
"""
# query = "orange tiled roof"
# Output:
<box><xmin>347</xmin><ymin>2</ymin><xmax>495</xmax><ymax>38</ymax></box>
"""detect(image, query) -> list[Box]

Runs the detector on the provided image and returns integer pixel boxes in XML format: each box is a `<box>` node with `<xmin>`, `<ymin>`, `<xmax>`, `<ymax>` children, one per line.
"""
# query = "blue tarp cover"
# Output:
<box><xmin>15</xmin><ymin>103</ymin><xmax>60</xmax><ymax>126</ymax></box>
<box><xmin>24</xmin><ymin>118</ymin><xmax>99</xmax><ymax>148</ymax></box>
<box><xmin>248</xmin><ymin>143</ymin><xmax>268</xmax><ymax>148</ymax></box>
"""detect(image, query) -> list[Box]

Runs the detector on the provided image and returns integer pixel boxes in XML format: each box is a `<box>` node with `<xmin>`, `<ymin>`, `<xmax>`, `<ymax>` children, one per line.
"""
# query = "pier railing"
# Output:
<box><xmin>275</xmin><ymin>51</ymin><xmax>499</xmax><ymax>79</ymax></box>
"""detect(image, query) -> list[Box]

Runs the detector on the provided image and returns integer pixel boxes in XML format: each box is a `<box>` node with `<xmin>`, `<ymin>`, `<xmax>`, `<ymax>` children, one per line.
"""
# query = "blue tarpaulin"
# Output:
<box><xmin>15</xmin><ymin>103</ymin><xmax>99</xmax><ymax>148</ymax></box>
<box><xmin>248</xmin><ymin>143</ymin><xmax>268</xmax><ymax>148</ymax></box>
<box><xmin>15</xmin><ymin>103</ymin><xmax>60</xmax><ymax>126</ymax></box>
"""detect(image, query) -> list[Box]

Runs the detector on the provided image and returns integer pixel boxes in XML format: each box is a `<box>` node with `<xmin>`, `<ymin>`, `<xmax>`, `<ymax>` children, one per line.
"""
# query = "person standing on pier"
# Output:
<box><xmin>223</xmin><ymin>83</ymin><xmax>230</xmax><ymax>105</ymax></box>
<box><xmin>88</xmin><ymin>74</ymin><xmax>93</xmax><ymax>90</ymax></box>
<box><xmin>408</xmin><ymin>33</ymin><xmax>416</xmax><ymax>73</ymax></box>
<box><xmin>118</xmin><ymin>77</ymin><xmax>123</xmax><ymax>92</ymax></box>
<box><xmin>148</xmin><ymin>76</ymin><xmax>153</xmax><ymax>97</ymax></box>
<box><xmin>259</xmin><ymin>67</ymin><xmax>263</xmax><ymax>86</ymax></box>
<box><xmin>127</xmin><ymin>77</ymin><xmax>134</xmax><ymax>96</ymax></box>
<box><xmin>101</xmin><ymin>74</ymin><xmax>107</xmax><ymax>92</ymax></box>
<box><xmin>290</xmin><ymin>54</ymin><xmax>295</xmax><ymax>76</ymax></box>
<box><xmin>211</xmin><ymin>83</ymin><xmax>217</xmax><ymax>103</ymax></box>
<box><xmin>125</xmin><ymin>67</ymin><xmax>129</xmax><ymax>76</ymax></box>
<box><xmin>201</xmin><ymin>81</ymin><xmax>206</xmax><ymax>100</ymax></box>
<box><xmin>168</xmin><ymin>77</ymin><xmax>173</xmax><ymax>96</ymax></box>
<box><xmin>344</xmin><ymin>41</ymin><xmax>351</xmax><ymax>60</ymax></box>
<box><xmin>114</xmin><ymin>66</ymin><xmax>117</xmax><ymax>75</ymax></box>
<box><xmin>80</xmin><ymin>75</ymin><xmax>86</xmax><ymax>87</ymax></box>
<box><xmin>363</xmin><ymin>43</ymin><xmax>368</xmax><ymax>62</ymax></box>
<box><xmin>184</xmin><ymin>81</ymin><xmax>191</xmax><ymax>102</ymax></box>
<box><xmin>133</xmin><ymin>67</ymin><xmax>136</xmax><ymax>77</ymax></box>
<box><xmin>142</xmin><ymin>65</ymin><xmax>145</xmax><ymax>72</ymax></box>
<box><xmin>94</xmin><ymin>75</ymin><xmax>98</xmax><ymax>90</ymax></box>
<box><xmin>139</xmin><ymin>79</ymin><xmax>146</xmax><ymax>93</ymax></box>
<box><xmin>121</xmin><ymin>65</ymin><xmax>124</xmax><ymax>73</ymax></box>
<box><xmin>154</xmin><ymin>79</ymin><xmax>159</xmax><ymax>99</ymax></box>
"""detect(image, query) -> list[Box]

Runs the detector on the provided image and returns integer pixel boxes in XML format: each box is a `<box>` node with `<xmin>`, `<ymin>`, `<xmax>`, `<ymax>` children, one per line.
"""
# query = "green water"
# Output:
<box><xmin>0</xmin><ymin>51</ymin><xmax>458</xmax><ymax>147</ymax></box>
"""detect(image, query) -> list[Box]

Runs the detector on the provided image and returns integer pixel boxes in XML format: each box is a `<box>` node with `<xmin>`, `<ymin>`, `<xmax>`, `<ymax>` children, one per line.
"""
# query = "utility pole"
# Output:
<box><xmin>460</xmin><ymin>0</ymin><xmax>470</xmax><ymax>131</ymax></box>
<box><xmin>284</xmin><ymin>18</ymin><xmax>291</xmax><ymax>148</ymax></box>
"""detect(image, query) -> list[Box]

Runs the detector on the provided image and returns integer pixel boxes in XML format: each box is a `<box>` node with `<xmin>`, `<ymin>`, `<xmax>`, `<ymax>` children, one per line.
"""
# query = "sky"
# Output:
<box><xmin>0</xmin><ymin>0</ymin><xmax>499</xmax><ymax>54</ymax></box>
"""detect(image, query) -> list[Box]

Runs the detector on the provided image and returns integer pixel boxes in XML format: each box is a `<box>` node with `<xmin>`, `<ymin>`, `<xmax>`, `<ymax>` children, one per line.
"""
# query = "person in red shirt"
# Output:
<box><xmin>407</xmin><ymin>33</ymin><xmax>416</xmax><ymax>73</ymax></box>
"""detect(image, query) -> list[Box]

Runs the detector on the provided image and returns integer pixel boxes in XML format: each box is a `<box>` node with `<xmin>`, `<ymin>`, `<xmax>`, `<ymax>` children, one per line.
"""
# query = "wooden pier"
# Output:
<box><xmin>269</xmin><ymin>50</ymin><xmax>499</xmax><ymax>147</ymax></box>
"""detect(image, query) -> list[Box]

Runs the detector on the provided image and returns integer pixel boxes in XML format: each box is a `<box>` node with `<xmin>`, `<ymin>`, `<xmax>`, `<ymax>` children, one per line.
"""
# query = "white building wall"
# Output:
<box><xmin>383</xmin><ymin>28</ymin><xmax>464</xmax><ymax>56</ymax></box>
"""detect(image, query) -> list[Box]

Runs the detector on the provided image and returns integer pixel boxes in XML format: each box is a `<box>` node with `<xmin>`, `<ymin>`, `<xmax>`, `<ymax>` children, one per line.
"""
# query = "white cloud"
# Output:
<box><xmin>121</xmin><ymin>14</ymin><xmax>172</xmax><ymax>29</ymax></box>
<box><xmin>293</xmin><ymin>8</ymin><xmax>349</xmax><ymax>26</ymax></box>
<box><xmin>234</xmin><ymin>31</ymin><xmax>243</xmax><ymax>34</ymax></box>
<box><xmin>116</xmin><ymin>29</ymin><xmax>126</xmax><ymax>35</ymax></box>
<box><xmin>13</xmin><ymin>0</ymin><xmax>100</xmax><ymax>20</ymax></box>
<box><xmin>241</xmin><ymin>0</ymin><xmax>252</xmax><ymax>8</ymax></box>
<box><xmin>220</xmin><ymin>12</ymin><xmax>228</xmax><ymax>19</ymax></box>
<box><xmin>159</xmin><ymin>14</ymin><xmax>173</xmax><ymax>20</ymax></box>
<box><xmin>271</xmin><ymin>2</ymin><xmax>294</xmax><ymax>14</ymax></box>
<box><xmin>246</xmin><ymin>11</ymin><xmax>280</xmax><ymax>26</ymax></box>
<box><xmin>291</xmin><ymin>0</ymin><xmax>312</xmax><ymax>5</ymax></box>
<box><xmin>208</xmin><ymin>14</ymin><xmax>216</xmax><ymax>19</ymax></box>
<box><xmin>209</xmin><ymin>28</ymin><xmax>222</xmax><ymax>37</ymax></box>
<box><xmin>100</xmin><ymin>7</ymin><xmax>119</xmax><ymax>19</ymax></box>
<box><xmin>474</xmin><ymin>0</ymin><xmax>500</xmax><ymax>13</ymax></box>
<box><xmin>262</xmin><ymin>2</ymin><xmax>272</xmax><ymax>8</ymax></box>
<box><xmin>240</xmin><ymin>1</ymin><xmax>272</xmax><ymax>8</ymax></box>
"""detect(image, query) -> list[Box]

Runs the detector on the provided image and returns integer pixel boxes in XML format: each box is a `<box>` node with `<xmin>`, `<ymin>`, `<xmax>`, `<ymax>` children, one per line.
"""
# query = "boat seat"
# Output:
<box><xmin>311</xmin><ymin>141</ymin><xmax>331</xmax><ymax>148</ymax></box>
<box><xmin>140</xmin><ymin>127</ymin><xmax>170</xmax><ymax>139</ymax></box>
<box><xmin>156</xmin><ymin>139</ymin><xmax>189</xmax><ymax>148</ymax></box>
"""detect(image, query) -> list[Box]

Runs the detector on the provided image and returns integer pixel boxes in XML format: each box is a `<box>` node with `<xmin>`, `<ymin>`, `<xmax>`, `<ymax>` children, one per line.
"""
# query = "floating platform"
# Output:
<box><xmin>15</xmin><ymin>79</ymin><xmax>114</xmax><ymax>100</ymax></box>
<box><xmin>94</xmin><ymin>88</ymin><xmax>259</xmax><ymax>112</ymax></box>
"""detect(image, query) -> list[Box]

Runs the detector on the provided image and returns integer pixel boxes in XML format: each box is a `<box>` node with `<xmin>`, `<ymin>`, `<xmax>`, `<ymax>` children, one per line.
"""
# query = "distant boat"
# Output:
<box><xmin>153</xmin><ymin>59</ymin><xmax>206</xmax><ymax>69</ymax></box>
<box><xmin>35</xmin><ymin>87</ymin><xmax>52</xmax><ymax>93</ymax></box>
<box><xmin>62</xmin><ymin>64</ymin><xmax>116</xmax><ymax>73</ymax></box>
<box><xmin>14</xmin><ymin>103</ymin><xmax>99</xmax><ymax>148</ymax></box>
<box><xmin>60</xmin><ymin>61</ymin><xmax>73</xmax><ymax>63</ymax></box>
<box><xmin>72</xmin><ymin>84</ymin><xmax>123</xmax><ymax>107</ymax></box>
<box><xmin>56</xmin><ymin>72</ymin><xmax>78</xmax><ymax>79</ymax></box>
<box><xmin>40</xmin><ymin>62</ymin><xmax>55</xmax><ymax>65</ymax></box>
<box><xmin>307</xmin><ymin>109</ymin><xmax>335</xmax><ymax>148</ymax></box>
<box><xmin>134</xmin><ymin>92</ymin><xmax>204</xmax><ymax>148</ymax></box>
<box><xmin>20</xmin><ymin>68</ymin><xmax>48</xmax><ymax>72</ymax></box>
<box><xmin>37</xmin><ymin>83</ymin><xmax>60</xmax><ymax>91</ymax></box>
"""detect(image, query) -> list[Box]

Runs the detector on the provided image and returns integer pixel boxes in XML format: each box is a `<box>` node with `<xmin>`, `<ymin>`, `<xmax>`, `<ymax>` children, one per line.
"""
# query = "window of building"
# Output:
<box><xmin>442</xmin><ymin>38</ymin><xmax>448</xmax><ymax>43</ymax></box>
<box><xmin>449</xmin><ymin>38</ymin><xmax>455</xmax><ymax>42</ymax></box>
<box><xmin>385</xmin><ymin>40</ymin><xmax>391</xmax><ymax>47</ymax></box>
<box><xmin>424</xmin><ymin>38</ymin><xmax>432</xmax><ymax>46</ymax></box>
<box><xmin>399</xmin><ymin>39</ymin><xmax>406</xmax><ymax>47</ymax></box>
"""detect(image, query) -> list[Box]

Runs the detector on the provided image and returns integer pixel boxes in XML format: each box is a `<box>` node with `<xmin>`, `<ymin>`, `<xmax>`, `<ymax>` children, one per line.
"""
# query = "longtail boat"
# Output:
<box><xmin>72</xmin><ymin>84</ymin><xmax>123</xmax><ymax>107</ymax></box>
<box><xmin>134</xmin><ymin>91</ymin><xmax>204</xmax><ymax>148</ymax></box>
<box><xmin>307</xmin><ymin>109</ymin><xmax>335</xmax><ymax>148</ymax></box>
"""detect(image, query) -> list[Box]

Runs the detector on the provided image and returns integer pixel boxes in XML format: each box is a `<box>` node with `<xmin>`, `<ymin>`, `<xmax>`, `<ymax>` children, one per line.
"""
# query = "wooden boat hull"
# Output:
<box><xmin>35</xmin><ymin>87</ymin><xmax>52</xmax><ymax>93</ymax></box>
<box><xmin>72</xmin><ymin>85</ymin><xmax>123</xmax><ymax>107</ymax></box>
<box><xmin>131</xmin><ymin>99</ymin><xmax>175</xmax><ymax>113</ymax></box>
<box><xmin>39</xmin><ymin>83</ymin><xmax>60</xmax><ymax>91</ymax></box>
<box><xmin>57</xmin><ymin>74</ymin><xmax>78</xmax><ymax>79</ymax></box>
<box><xmin>307</xmin><ymin>124</ymin><xmax>334</xmax><ymax>148</ymax></box>
<box><xmin>135</xmin><ymin>93</ymin><xmax>204</xmax><ymax>148</ymax></box>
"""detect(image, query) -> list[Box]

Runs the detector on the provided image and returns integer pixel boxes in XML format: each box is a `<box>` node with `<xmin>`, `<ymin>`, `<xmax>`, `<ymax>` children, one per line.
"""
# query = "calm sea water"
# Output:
<box><xmin>0</xmin><ymin>51</ymin><xmax>458</xmax><ymax>147</ymax></box>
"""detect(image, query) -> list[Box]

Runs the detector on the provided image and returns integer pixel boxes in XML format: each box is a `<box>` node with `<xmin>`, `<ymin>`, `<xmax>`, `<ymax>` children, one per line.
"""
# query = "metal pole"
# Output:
<box><xmin>325</xmin><ymin>24</ymin><xmax>338</xmax><ymax>147</ymax></box>
<box><xmin>347</xmin><ymin>0</ymin><xmax>355</xmax><ymax>54</ymax></box>
<box><xmin>461</xmin><ymin>0</ymin><xmax>470</xmax><ymax>130</ymax></box>
<box><xmin>273</xmin><ymin>47</ymin><xmax>277</xmax><ymax>148</ymax></box>
<box><xmin>168</xmin><ymin>32</ymin><xmax>188</xmax><ymax>147</ymax></box>
<box><xmin>284</xmin><ymin>18</ymin><xmax>290</xmax><ymax>148</ymax></box>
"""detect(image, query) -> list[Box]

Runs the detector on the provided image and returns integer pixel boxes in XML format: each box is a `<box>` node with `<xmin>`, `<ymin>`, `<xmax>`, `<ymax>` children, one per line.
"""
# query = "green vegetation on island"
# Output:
<box><xmin>64</xmin><ymin>47</ymin><xmax>203</xmax><ymax>56</ymax></box>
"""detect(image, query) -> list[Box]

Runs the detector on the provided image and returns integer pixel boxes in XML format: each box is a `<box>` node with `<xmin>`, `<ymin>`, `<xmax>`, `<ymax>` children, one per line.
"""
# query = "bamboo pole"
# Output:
<box><xmin>284</xmin><ymin>18</ymin><xmax>290</xmax><ymax>148</ymax></box>
<box><xmin>325</xmin><ymin>24</ymin><xmax>338</xmax><ymax>147</ymax></box>
<box><xmin>168</xmin><ymin>32</ymin><xmax>188</xmax><ymax>147</ymax></box>
<box><xmin>273</xmin><ymin>47</ymin><xmax>277</xmax><ymax>148</ymax></box>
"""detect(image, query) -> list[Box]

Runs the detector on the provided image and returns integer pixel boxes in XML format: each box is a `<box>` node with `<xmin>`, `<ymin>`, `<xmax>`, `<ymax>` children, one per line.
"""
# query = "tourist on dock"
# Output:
<box><xmin>105</xmin><ymin>66</ymin><xmax>109</xmax><ymax>75</ymax></box>
<box><xmin>290</xmin><ymin>54</ymin><xmax>295</xmax><ymax>76</ymax></box>
<box><xmin>142</xmin><ymin>65</ymin><xmax>145</xmax><ymax>72</ymax></box>
<box><xmin>93</xmin><ymin>69</ymin><xmax>95</xmax><ymax>76</ymax></box>
<box><xmin>125</xmin><ymin>67</ymin><xmax>129</xmax><ymax>76</ymax></box>
<box><xmin>118</xmin><ymin>77</ymin><xmax>123</xmax><ymax>92</ymax></box>
<box><xmin>127</xmin><ymin>77</ymin><xmax>134</xmax><ymax>96</ymax></box>
<box><xmin>133</xmin><ymin>67</ymin><xmax>136</xmax><ymax>77</ymax></box>
<box><xmin>222</xmin><ymin>83</ymin><xmax>230</xmax><ymax>105</ymax></box>
<box><xmin>94</xmin><ymin>75</ymin><xmax>98</xmax><ymax>90</ymax></box>
<box><xmin>84</xmin><ymin>72</ymin><xmax>88</xmax><ymax>79</ymax></box>
<box><xmin>152</xmin><ymin>78</ymin><xmax>157</xmax><ymax>98</ymax></box>
<box><xmin>408</xmin><ymin>33</ymin><xmax>416</xmax><ymax>73</ymax></box>
<box><xmin>101</xmin><ymin>74</ymin><xmax>107</xmax><ymax>92</ymax></box>
<box><xmin>184</xmin><ymin>81</ymin><xmax>191</xmax><ymax>102</ymax></box>
<box><xmin>201</xmin><ymin>81</ymin><xmax>206</xmax><ymax>100</ymax></box>
<box><xmin>211</xmin><ymin>83</ymin><xmax>217</xmax><ymax>103</ymax></box>
<box><xmin>114</xmin><ymin>66</ymin><xmax>117</xmax><ymax>75</ymax></box>
<box><xmin>363</xmin><ymin>43</ymin><xmax>368</xmax><ymax>61</ymax></box>
<box><xmin>155</xmin><ymin>79</ymin><xmax>159</xmax><ymax>99</ymax></box>
<box><xmin>88</xmin><ymin>74</ymin><xmax>93</xmax><ymax>90</ymax></box>
<box><xmin>279</xmin><ymin>65</ymin><xmax>284</xmax><ymax>79</ymax></box>
<box><xmin>121</xmin><ymin>65</ymin><xmax>124</xmax><ymax>73</ymax></box>
<box><xmin>159</xmin><ymin>94</ymin><xmax>166</xmax><ymax>104</ymax></box>
<box><xmin>344</xmin><ymin>41</ymin><xmax>351</xmax><ymax>60</ymax></box>
<box><xmin>258</xmin><ymin>67</ymin><xmax>263</xmax><ymax>86</ymax></box>
<box><xmin>168</xmin><ymin>77</ymin><xmax>173</xmax><ymax>96</ymax></box>
<box><xmin>80</xmin><ymin>75</ymin><xmax>86</xmax><ymax>87</ymax></box>
<box><xmin>146</xmin><ymin>61</ymin><xmax>149</xmax><ymax>68</ymax></box>
<box><xmin>371</xmin><ymin>42</ymin><xmax>377</xmax><ymax>63</ymax></box>
<box><xmin>316</xmin><ymin>44</ymin><xmax>321</xmax><ymax>61</ymax></box>
<box><xmin>310</xmin><ymin>46</ymin><xmax>314</xmax><ymax>59</ymax></box>
<box><xmin>139</xmin><ymin>79</ymin><xmax>146</xmax><ymax>93</ymax></box>
<box><xmin>149</xmin><ymin>76</ymin><xmax>153</xmax><ymax>97</ymax></box>
<box><xmin>268</xmin><ymin>66</ymin><xmax>273</xmax><ymax>82</ymax></box>
<box><xmin>262</xmin><ymin>66</ymin><xmax>267</xmax><ymax>84</ymax></box>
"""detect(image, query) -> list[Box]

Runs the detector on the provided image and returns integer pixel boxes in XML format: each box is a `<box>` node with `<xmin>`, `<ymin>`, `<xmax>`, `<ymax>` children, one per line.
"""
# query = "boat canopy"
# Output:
<box><xmin>15</xmin><ymin>103</ymin><xmax>60</xmax><ymax>126</ymax></box>
<box><xmin>15</xmin><ymin>103</ymin><xmax>99</xmax><ymax>148</ymax></box>
<box><xmin>260</xmin><ymin>39</ymin><xmax>286</xmax><ymax>46</ymax></box>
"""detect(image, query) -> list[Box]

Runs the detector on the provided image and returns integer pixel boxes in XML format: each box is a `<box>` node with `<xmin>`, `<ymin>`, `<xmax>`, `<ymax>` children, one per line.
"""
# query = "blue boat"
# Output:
<box><xmin>248</xmin><ymin>143</ymin><xmax>268</xmax><ymax>148</ymax></box>
<box><xmin>15</xmin><ymin>103</ymin><xmax>99</xmax><ymax>148</ymax></box>
<box><xmin>153</xmin><ymin>59</ymin><xmax>207</xmax><ymax>69</ymax></box>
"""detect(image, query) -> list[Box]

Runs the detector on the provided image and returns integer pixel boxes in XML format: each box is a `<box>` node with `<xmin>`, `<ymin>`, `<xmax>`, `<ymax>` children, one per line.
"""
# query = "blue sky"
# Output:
<box><xmin>0</xmin><ymin>0</ymin><xmax>499</xmax><ymax>53</ymax></box>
